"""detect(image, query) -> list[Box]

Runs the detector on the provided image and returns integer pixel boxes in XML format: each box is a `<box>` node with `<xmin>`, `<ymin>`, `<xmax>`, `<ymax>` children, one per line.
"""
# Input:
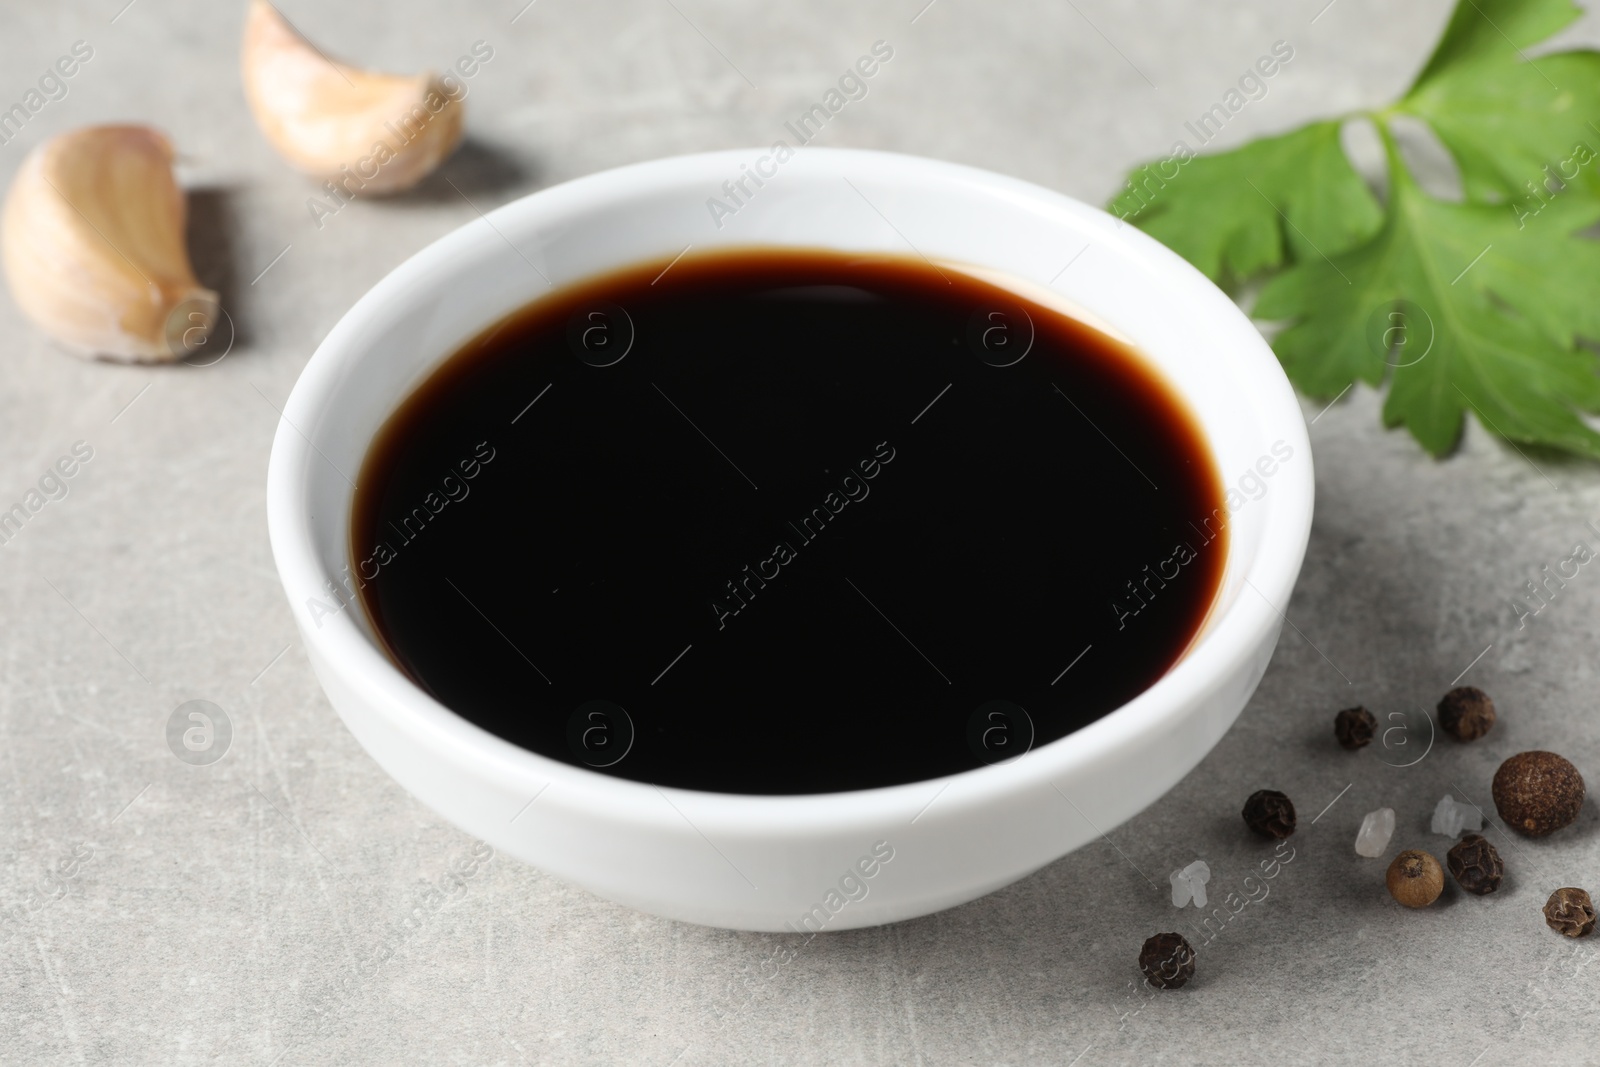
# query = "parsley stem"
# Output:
<box><xmin>1370</xmin><ymin>112</ymin><xmax>1415</xmax><ymax>197</ymax></box>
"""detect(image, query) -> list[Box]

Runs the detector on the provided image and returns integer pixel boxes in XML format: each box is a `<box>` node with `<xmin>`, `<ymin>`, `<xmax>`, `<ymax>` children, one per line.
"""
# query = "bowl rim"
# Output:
<box><xmin>266</xmin><ymin>145</ymin><xmax>1314</xmax><ymax>836</ymax></box>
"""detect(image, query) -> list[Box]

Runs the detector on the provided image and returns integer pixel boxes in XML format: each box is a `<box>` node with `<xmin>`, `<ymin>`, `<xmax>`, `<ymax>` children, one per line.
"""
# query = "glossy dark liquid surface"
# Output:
<box><xmin>352</xmin><ymin>248</ymin><xmax>1226</xmax><ymax>794</ymax></box>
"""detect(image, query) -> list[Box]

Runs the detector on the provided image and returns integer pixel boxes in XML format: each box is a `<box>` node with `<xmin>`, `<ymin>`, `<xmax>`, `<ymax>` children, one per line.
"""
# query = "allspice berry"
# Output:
<box><xmin>1492</xmin><ymin>751</ymin><xmax>1585</xmax><ymax>837</ymax></box>
<box><xmin>1138</xmin><ymin>932</ymin><xmax>1195</xmax><ymax>989</ymax></box>
<box><xmin>1386</xmin><ymin>849</ymin><xmax>1444</xmax><ymax>907</ymax></box>
<box><xmin>1242</xmin><ymin>789</ymin><xmax>1296</xmax><ymax>839</ymax></box>
<box><xmin>1334</xmin><ymin>706</ymin><xmax>1376</xmax><ymax>750</ymax></box>
<box><xmin>1543</xmin><ymin>887</ymin><xmax>1597</xmax><ymax>938</ymax></box>
<box><xmin>1446</xmin><ymin>833</ymin><xmax>1503</xmax><ymax>895</ymax></box>
<box><xmin>1438</xmin><ymin>686</ymin><xmax>1496</xmax><ymax>741</ymax></box>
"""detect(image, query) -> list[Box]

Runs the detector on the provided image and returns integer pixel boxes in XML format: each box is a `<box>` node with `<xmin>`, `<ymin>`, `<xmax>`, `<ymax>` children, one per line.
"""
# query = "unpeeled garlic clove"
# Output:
<box><xmin>241</xmin><ymin>0</ymin><xmax>463</xmax><ymax>194</ymax></box>
<box><xmin>2</xmin><ymin>124</ymin><xmax>218</xmax><ymax>363</ymax></box>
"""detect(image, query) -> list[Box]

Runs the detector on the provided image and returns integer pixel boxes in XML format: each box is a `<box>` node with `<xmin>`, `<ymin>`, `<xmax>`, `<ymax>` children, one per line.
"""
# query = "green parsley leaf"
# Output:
<box><xmin>1256</xmin><ymin>143</ymin><xmax>1600</xmax><ymax>457</ymax></box>
<box><xmin>1110</xmin><ymin>121</ymin><xmax>1382</xmax><ymax>286</ymax></box>
<box><xmin>1109</xmin><ymin>0</ymin><xmax>1600</xmax><ymax>460</ymax></box>
<box><xmin>1402</xmin><ymin>30</ymin><xmax>1600</xmax><ymax>203</ymax></box>
<box><xmin>1409</xmin><ymin>0</ymin><xmax>1581</xmax><ymax>85</ymax></box>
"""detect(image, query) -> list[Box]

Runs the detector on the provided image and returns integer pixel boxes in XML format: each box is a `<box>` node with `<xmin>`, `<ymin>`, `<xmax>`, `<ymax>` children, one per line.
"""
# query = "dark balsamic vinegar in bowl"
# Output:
<box><xmin>351</xmin><ymin>248</ymin><xmax>1226</xmax><ymax>794</ymax></box>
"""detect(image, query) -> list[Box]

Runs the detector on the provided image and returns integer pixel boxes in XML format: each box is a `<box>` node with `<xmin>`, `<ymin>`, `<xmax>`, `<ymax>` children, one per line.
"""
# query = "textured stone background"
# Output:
<box><xmin>5</xmin><ymin>1</ymin><xmax>1600</xmax><ymax>1063</ymax></box>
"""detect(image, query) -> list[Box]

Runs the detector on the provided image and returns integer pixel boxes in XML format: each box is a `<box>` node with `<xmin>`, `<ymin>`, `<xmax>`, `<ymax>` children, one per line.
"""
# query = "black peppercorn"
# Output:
<box><xmin>1242</xmin><ymin>789</ymin><xmax>1296</xmax><ymax>839</ymax></box>
<box><xmin>1544</xmin><ymin>887</ymin><xmax>1597</xmax><ymax>938</ymax></box>
<box><xmin>1438</xmin><ymin>687</ymin><xmax>1496</xmax><ymax>741</ymax></box>
<box><xmin>1334</xmin><ymin>706</ymin><xmax>1376</xmax><ymax>749</ymax></box>
<box><xmin>1446</xmin><ymin>833</ymin><xmax>1503</xmax><ymax>895</ymax></box>
<box><xmin>1138</xmin><ymin>932</ymin><xmax>1195</xmax><ymax>989</ymax></box>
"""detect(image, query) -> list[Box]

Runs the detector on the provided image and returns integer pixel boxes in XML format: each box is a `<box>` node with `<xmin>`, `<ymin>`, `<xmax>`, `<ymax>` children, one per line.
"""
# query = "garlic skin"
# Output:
<box><xmin>2</xmin><ymin>125</ymin><xmax>217</xmax><ymax>363</ymax></box>
<box><xmin>241</xmin><ymin>0</ymin><xmax>463</xmax><ymax>194</ymax></box>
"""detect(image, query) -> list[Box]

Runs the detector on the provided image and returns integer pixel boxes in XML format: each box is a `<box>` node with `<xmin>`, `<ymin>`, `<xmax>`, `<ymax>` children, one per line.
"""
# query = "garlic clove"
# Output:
<box><xmin>1</xmin><ymin>124</ymin><xmax>218</xmax><ymax>363</ymax></box>
<box><xmin>241</xmin><ymin>0</ymin><xmax>463</xmax><ymax>194</ymax></box>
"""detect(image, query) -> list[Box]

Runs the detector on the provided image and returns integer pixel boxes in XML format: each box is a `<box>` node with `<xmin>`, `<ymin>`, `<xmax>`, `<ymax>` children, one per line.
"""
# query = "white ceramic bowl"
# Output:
<box><xmin>267</xmin><ymin>147</ymin><xmax>1313</xmax><ymax>931</ymax></box>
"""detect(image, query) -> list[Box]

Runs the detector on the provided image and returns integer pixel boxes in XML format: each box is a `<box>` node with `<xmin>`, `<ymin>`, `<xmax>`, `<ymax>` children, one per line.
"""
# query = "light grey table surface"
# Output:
<box><xmin>6</xmin><ymin>1</ymin><xmax>1600</xmax><ymax>1064</ymax></box>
